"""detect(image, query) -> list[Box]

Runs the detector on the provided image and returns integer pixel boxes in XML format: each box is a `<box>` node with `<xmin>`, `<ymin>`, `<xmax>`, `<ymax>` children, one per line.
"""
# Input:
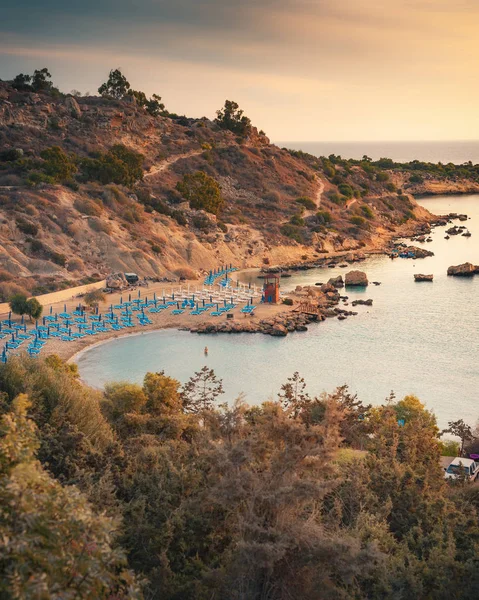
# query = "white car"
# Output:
<box><xmin>444</xmin><ymin>458</ymin><xmax>479</xmax><ymax>482</ymax></box>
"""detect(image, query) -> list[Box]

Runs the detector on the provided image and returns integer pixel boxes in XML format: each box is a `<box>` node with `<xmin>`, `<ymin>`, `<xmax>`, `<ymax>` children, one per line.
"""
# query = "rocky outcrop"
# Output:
<box><xmin>414</xmin><ymin>274</ymin><xmax>433</xmax><ymax>282</ymax></box>
<box><xmin>447</xmin><ymin>263</ymin><xmax>479</xmax><ymax>277</ymax></box>
<box><xmin>64</xmin><ymin>96</ymin><xmax>82</xmax><ymax>119</ymax></box>
<box><xmin>191</xmin><ymin>312</ymin><xmax>316</xmax><ymax>336</ymax></box>
<box><xmin>345</xmin><ymin>270</ymin><xmax>368</xmax><ymax>287</ymax></box>
<box><xmin>327</xmin><ymin>275</ymin><xmax>344</xmax><ymax>288</ymax></box>
<box><xmin>351</xmin><ymin>299</ymin><xmax>373</xmax><ymax>306</ymax></box>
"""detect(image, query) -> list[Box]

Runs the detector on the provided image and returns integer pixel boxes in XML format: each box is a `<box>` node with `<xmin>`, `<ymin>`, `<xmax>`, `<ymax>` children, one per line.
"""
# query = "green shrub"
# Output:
<box><xmin>350</xmin><ymin>215</ymin><xmax>367</xmax><ymax>228</ymax></box>
<box><xmin>316</xmin><ymin>210</ymin><xmax>332</xmax><ymax>225</ymax></box>
<box><xmin>280</xmin><ymin>224</ymin><xmax>305</xmax><ymax>243</ymax></box>
<box><xmin>290</xmin><ymin>214</ymin><xmax>305</xmax><ymax>226</ymax></box>
<box><xmin>376</xmin><ymin>172</ymin><xmax>389</xmax><ymax>182</ymax></box>
<box><xmin>282</xmin><ymin>298</ymin><xmax>293</xmax><ymax>306</ymax></box>
<box><xmin>16</xmin><ymin>219</ymin><xmax>38</xmax><ymax>236</ymax></box>
<box><xmin>295</xmin><ymin>197</ymin><xmax>316</xmax><ymax>210</ymax></box>
<box><xmin>176</xmin><ymin>171</ymin><xmax>224</xmax><ymax>216</ymax></box>
<box><xmin>329</xmin><ymin>193</ymin><xmax>346</xmax><ymax>206</ymax></box>
<box><xmin>360</xmin><ymin>205</ymin><xmax>374</xmax><ymax>219</ymax></box>
<box><xmin>409</xmin><ymin>173</ymin><xmax>424</xmax><ymax>184</ymax></box>
<box><xmin>338</xmin><ymin>183</ymin><xmax>354</xmax><ymax>199</ymax></box>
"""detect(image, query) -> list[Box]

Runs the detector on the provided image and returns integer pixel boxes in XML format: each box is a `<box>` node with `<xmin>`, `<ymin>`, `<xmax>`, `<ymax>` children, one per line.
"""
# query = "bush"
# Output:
<box><xmin>83</xmin><ymin>289</ymin><xmax>106</xmax><ymax>308</ymax></box>
<box><xmin>280</xmin><ymin>224</ymin><xmax>305</xmax><ymax>243</ymax></box>
<box><xmin>74</xmin><ymin>198</ymin><xmax>103</xmax><ymax>217</ymax></box>
<box><xmin>360</xmin><ymin>205</ymin><xmax>374</xmax><ymax>219</ymax></box>
<box><xmin>39</xmin><ymin>146</ymin><xmax>77</xmax><ymax>182</ymax></box>
<box><xmin>338</xmin><ymin>183</ymin><xmax>354</xmax><ymax>199</ymax></box>
<box><xmin>295</xmin><ymin>197</ymin><xmax>316</xmax><ymax>210</ymax></box>
<box><xmin>376</xmin><ymin>172</ymin><xmax>389</xmax><ymax>182</ymax></box>
<box><xmin>0</xmin><ymin>283</ymin><xmax>29</xmax><ymax>303</ymax></box>
<box><xmin>88</xmin><ymin>218</ymin><xmax>112</xmax><ymax>234</ymax></box>
<box><xmin>290</xmin><ymin>214</ymin><xmax>305</xmax><ymax>226</ymax></box>
<box><xmin>16</xmin><ymin>219</ymin><xmax>38</xmax><ymax>236</ymax></box>
<box><xmin>217</xmin><ymin>221</ymin><xmax>228</xmax><ymax>233</ymax></box>
<box><xmin>316</xmin><ymin>210</ymin><xmax>332</xmax><ymax>225</ymax></box>
<box><xmin>350</xmin><ymin>216</ymin><xmax>367</xmax><ymax>229</ymax></box>
<box><xmin>264</xmin><ymin>190</ymin><xmax>281</xmax><ymax>204</ymax></box>
<box><xmin>177</xmin><ymin>171</ymin><xmax>224</xmax><ymax>215</ymax></box>
<box><xmin>174</xmin><ymin>267</ymin><xmax>197</xmax><ymax>280</ymax></box>
<box><xmin>67</xmin><ymin>258</ymin><xmax>84</xmax><ymax>272</ymax></box>
<box><xmin>80</xmin><ymin>145</ymin><xmax>144</xmax><ymax>187</ymax></box>
<box><xmin>409</xmin><ymin>173</ymin><xmax>424</xmax><ymax>184</ymax></box>
<box><xmin>329</xmin><ymin>193</ymin><xmax>346</xmax><ymax>206</ymax></box>
<box><xmin>282</xmin><ymin>298</ymin><xmax>293</xmax><ymax>306</ymax></box>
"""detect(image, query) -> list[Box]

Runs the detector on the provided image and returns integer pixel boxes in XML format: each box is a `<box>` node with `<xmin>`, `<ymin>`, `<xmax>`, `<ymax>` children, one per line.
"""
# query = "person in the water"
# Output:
<box><xmin>204</xmin><ymin>346</ymin><xmax>208</xmax><ymax>356</ymax></box>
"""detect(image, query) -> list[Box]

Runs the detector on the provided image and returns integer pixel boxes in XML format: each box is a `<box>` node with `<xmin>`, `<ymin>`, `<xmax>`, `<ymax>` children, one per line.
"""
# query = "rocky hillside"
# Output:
<box><xmin>0</xmin><ymin>79</ymin><xmax>430</xmax><ymax>298</ymax></box>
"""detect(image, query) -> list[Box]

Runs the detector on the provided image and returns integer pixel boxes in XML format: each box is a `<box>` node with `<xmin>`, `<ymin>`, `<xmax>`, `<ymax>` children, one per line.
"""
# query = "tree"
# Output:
<box><xmin>26</xmin><ymin>298</ymin><xmax>42</xmax><ymax>320</ymax></box>
<box><xmin>129</xmin><ymin>90</ymin><xmax>166</xmax><ymax>116</ymax></box>
<box><xmin>278</xmin><ymin>371</ymin><xmax>310</xmax><ymax>417</ymax></box>
<box><xmin>182</xmin><ymin>366</ymin><xmax>224</xmax><ymax>413</ymax></box>
<box><xmin>146</xmin><ymin>93</ymin><xmax>166</xmax><ymax>117</ymax></box>
<box><xmin>9</xmin><ymin>293</ymin><xmax>29</xmax><ymax>316</ymax></box>
<box><xmin>0</xmin><ymin>394</ymin><xmax>141</xmax><ymax>599</ymax></box>
<box><xmin>176</xmin><ymin>171</ymin><xmax>224</xmax><ymax>215</ymax></box>
<box><xmin>31</xmin><ymin>68</ymin><xmax>53</xmax><ymax>92</ymax></box>
<box><xmin>441</xmin><ymin>419</ymin><xmax>474</xmax><ymax>456</ymax></box>
<box><xmin>215</xmin><ymin>100</ymin><xmax>252</xmax><ymax>136</ymax></box>
<box><xmin>98</xmin><ymin>69</ymin><xmax>131</xmax><ymax>99</ymax></box>
<box><xmin>12</xmin><ymin>73</ymin><xmax>32</xmax><ymax>90</ymax></box>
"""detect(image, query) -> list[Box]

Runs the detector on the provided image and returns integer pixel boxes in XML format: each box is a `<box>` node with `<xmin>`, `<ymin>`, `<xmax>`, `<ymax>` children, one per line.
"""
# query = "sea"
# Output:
<box><xmin>274</xmin><ymin>140</ymin><xmax>479</xmax><ymax>165</ymax></box>
<box><xmin>77</xmin><ymin>141</ymin><xmax>479</xmax><ymax>429</ymax></box>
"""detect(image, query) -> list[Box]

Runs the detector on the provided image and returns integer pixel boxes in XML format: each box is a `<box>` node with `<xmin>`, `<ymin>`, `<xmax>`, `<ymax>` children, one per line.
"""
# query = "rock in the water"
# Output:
<box><xmin>351</xmin><ymin>298</ymin><xmax>373</xmax><ymax>306</ymax></box>
<box><xmin>345</xmin><ymin>270</ymin><xmax>368</xmax><ymax>287</ymax></box>
<box><xmin>327</xmin><ymin>275</ymin><xmax>344</xmax><ymax>288</ymax></box>
<box><xmin>447</xmin><ymin>263</ymin><xmax>479</xmax><ymax>277</ymax></box>
<box><xmin>414</xmin><ymin>274</ymin><xmax>433</xmax><ymax>282</ymax></box>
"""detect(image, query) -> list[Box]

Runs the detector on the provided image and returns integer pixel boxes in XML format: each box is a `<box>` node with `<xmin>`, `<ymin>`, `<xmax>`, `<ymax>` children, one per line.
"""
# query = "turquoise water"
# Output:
<box><xmin>77</xmin><ymin>195</ymin><xmax>479</xmax><ymax>427</ymax></box>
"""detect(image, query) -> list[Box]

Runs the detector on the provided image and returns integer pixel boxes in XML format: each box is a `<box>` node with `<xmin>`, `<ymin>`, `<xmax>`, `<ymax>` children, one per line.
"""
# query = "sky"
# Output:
<box><xmin>1</xmin><ymin>0</ymin><xmax>478</xmax><ymax>142</ymax></box>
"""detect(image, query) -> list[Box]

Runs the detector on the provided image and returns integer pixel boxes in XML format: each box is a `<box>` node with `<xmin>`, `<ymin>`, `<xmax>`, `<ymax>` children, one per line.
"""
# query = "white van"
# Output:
<box><xmin>444</xmin><ymin>458</ymin><xmax>479</xmax><ymax>482</ymax></box>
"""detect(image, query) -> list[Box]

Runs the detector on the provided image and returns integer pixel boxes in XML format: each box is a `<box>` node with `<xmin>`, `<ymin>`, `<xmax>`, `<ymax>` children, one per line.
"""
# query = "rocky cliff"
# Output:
<box><xmin>0</xmin><ymin>80</ymin><xmax>431</xmax><ymax>298</ymax></box>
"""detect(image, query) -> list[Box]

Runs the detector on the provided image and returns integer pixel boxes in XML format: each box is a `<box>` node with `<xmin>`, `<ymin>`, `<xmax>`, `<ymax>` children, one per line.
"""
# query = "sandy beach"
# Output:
<box><xmin>0</xmin><ymin>277</ymin><xmax>292</xmax><ymax>364</ymax></box>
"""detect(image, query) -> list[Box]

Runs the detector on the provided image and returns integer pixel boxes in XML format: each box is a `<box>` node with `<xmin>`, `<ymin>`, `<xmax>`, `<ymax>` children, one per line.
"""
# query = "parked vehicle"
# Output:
<box><xmin>444</xmin><ymin>458</ymin><xmax>479</xmax><ymax>482</ymax></box>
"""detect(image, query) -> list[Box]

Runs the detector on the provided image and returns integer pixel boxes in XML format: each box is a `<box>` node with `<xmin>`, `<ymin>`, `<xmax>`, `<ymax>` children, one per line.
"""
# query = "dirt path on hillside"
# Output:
<box><xmin>315</xmin><ymin>176</ymin><xmax>324</xmax><ymax>208</ymax></box>
<box><xmin>346</xmin><ymin>197</ymin><xmax>357</xmax><ymax>209</ymax></box>
<box><xmin>144</xmin><ymin>149</ymin><xmax>206</xmax><ymax>179</ymax></box>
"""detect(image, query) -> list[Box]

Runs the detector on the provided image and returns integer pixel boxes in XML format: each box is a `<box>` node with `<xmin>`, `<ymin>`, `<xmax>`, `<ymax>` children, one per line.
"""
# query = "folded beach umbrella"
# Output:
<box><xmin>50</xmin><ymin>306</ymin><xmax>53</xmax><ymax>314</ymax></box>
